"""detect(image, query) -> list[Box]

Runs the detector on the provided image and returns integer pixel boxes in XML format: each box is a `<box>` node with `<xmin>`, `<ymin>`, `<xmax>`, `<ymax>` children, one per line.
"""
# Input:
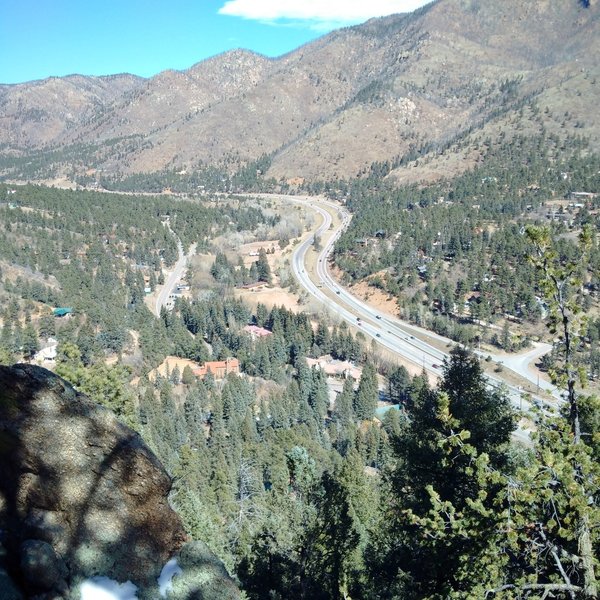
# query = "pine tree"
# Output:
<box><xmin>38</xmin><ymin>314</ymin><xmax>55</xmax><ymax>339</ymax></box>
<box><xmin>354</xmin><ymin>362</ymin><xmax>378</xmax><ymax>420</ymax></box>
<box><xmin>387</xmin><ymin>364</ymin><xmax>411</xmax><ymax>406</ymax></box>
<box><xmin>372</xmin><ymin>389</ymin><xmax>508</xmax><ymax>599</ymax></box>
<box><xmin>76</xmin><ymin>322</ymin><xmax>97</xmax><ymax>365</ymax></box>
<box><xmin>170</xmin><ymin>364</ymin><xmax>181</xmax><ymax>385</ymax></box>
<box><xmin>21</xmin><ymin>323</ymin><xmax>39</xmax><ymax>360</ymax></box>
<box><xmin>333</xmin><ymin>377</ymin><xmax>356</xmax><ymax>428</ymax></box>
<box><xmin>183</xmin><ymin>385</ymin><xmax>207</xmax><ymax>446</ymax></box>
<box><xmin>309</xmin><ymin>366</ymin><xmax>329</xmax><ymax>421</ymax></box>
<box><xmin>508</xmin><ymin>225</ymin><xmax>600</xmax><ymax>598</ymax></box>
<box><xmin>181</xmin><ymin>365</ymin><xmax>195</xmax><ymax>385</ymax></box>
<box><xmin>256</xmin><ymin>248</ymin><xmax>272</xmax><ymax>284</ymax></box>
<box><xmin>309</xmin><ymin>469</ymin><xmax>361</xmax><ymax>600</ymax></box>
<box><xmin>440</xmin><ymin>346</ymin><xmax>515</xmax><ymax>465</ymax></box>
<box><xmin>315</xmin><ymin>322</ymin><xmax>331</xmax><ymax>355</ymax></box>
<box><xmin>286</xmin><ymin>446</ymin><xmax>316</xmax><ymax>499</ymax></box>
<box><xmin>11</xmin><ymin>321</ymin><xmax>22</xmax><ymax>355</ymax></box>
<box><xmin>331</xmin><ymin>377</ymin><xmax>356</xmax><ymax>454</ymax></box>
<box><xmin>255</xmin><ymin>303</ymin><xmax>268</xmax><ymax>327</ymax></box>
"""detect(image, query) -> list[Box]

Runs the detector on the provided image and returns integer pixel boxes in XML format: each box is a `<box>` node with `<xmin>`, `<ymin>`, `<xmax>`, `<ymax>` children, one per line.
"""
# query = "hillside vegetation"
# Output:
<box><xmin>0</xmin><ymin>0</ymin><xmax>598</xmax><ymax>187</ymax></box>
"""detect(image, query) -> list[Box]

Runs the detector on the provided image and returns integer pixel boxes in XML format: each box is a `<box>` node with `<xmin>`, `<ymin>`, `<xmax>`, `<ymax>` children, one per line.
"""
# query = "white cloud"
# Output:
<box><xmin>218</xmin><ymin>0</ymin><xmax>434</xmax><ymax>28</ymax></box>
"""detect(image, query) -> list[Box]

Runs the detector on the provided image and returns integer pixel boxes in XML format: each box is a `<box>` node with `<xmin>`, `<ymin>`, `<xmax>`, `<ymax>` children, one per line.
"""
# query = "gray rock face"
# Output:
<box><xmin>20</xmin><ymin>539</ymin><xmax>68</xmax><ymax>594</ymax></box>
<box><xmin>168</xmin><ymin>542</ymin><xmax>241</xmax><ymax>600</ymax></box>
<box><xmin>0</xmin><ymin>364</ymin><xmax>188</xmax><ymax>594</ymax></box>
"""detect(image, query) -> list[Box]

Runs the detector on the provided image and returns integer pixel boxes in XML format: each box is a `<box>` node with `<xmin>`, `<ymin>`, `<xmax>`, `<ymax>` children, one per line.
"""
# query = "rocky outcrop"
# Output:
<box><xmin>0</xmin><ymin>363</ymin><xmax>189</xmax><ymax>597</ymax></box>
<box><xmin>167</xmin><ymin>542</ymin><xmax>242</xmax><ymax>600</ymax></box>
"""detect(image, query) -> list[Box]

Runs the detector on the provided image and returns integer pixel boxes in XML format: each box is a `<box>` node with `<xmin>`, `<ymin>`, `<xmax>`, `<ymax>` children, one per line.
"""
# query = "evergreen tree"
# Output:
<box><xmin>371</xmin><ymin>389</ymin><xmax>509</xmax><ymax>599</ymax></box>
<box><xmin>315</xmin><ymin>322</ymin><xmax>331</xmax><ymax>355</ymax></box>
<box><xmin>309</xmin><ymin>469</ymin><xmax>361</xmax><ymax>600</ymax></box>
<box><xmin>514</xmin><ymin>225</ymin><xmax>600</xmax><ymax>598</ymax></box>
<box><xmin>308</xmin><ymin>366</ymin><xmax>329</xmax><ymax>421</ymax></box>
<box><xmin>76</xmin><ymin>322</ymin><xmax>98</xmax><ymax>365</ymax></box>
<box><xmin>0</xmin><ymin>323</ymin><xmax>13</xmax><ymax>354</ymax></box>
<box><xmin>255</xmin><ymin>303</ymin><xmax>268</xmax><ymax>327</ymax></box>
<box><xmin>11</xmin><ymin>321</ymin><xmax>22</xmax><ymax>355</ymax></box>
<box><xmin>440</xmin><ymin>346</ymin><xmax>515</xmax><ymax>464</ymax></box>
<box><xmin>38</xmin><ymin>314</ymin><xmax>56</xmax><ymax>339</ymax></box>
<box><xmin>21</xmin><ymin>323</ymin><xmax>39</xmax><ymax>360</ymax></box>
<box><xmin>387</xmin><ymin>364</ymin><xmax>411</xmax><ymax>406</ymax></box>
<box><xmin>256</xmin><ymin>248</ymin><xmax>272</xmax><ymax>284</ymax></box>
<box><xmin>354</xmin><ymin>362</ymin><xmax>378</xmax><ymax>420</ymax></box>
<box><xmin>181</xmin><ymin>365</ymin><xmax>195</xmax><ymax>385</ymax></box>
<box><xmin>0</xmin><ymin>344</ymin><xmax>13</xmax><ymax>366</ymax></box>
<box><xmin>170</xmin><ymin>364</ymin><xmax>181</xmax><ymax>385</ymax></box>
<box><xmin>331</xmin><ymin>377</ymin><xmax>356</xmax><ymax>454</ymax></box>
<box><xmin>183</xmin><ymin>385</ymin><xmax>208</xmax><ymax>446</ymax></box>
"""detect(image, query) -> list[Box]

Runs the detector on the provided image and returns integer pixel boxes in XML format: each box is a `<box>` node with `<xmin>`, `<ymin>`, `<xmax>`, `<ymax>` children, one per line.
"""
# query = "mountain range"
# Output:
<box><xmin>1</xmin><ymin>0</ymin><xmax>598</xmax><ymax>186</ymax></box>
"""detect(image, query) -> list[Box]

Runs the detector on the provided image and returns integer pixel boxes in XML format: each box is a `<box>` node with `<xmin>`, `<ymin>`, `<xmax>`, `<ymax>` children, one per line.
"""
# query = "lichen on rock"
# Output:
<box><xmin>0</xmin><ymin>364</ymin><xmax>189</xmax><ymax>597</ymax></box>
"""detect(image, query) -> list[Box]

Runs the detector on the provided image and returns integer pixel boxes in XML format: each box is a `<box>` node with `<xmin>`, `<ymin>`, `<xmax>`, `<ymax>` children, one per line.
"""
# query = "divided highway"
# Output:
<box><xmin>288</xmin><ymin>195</ymin><xmax>559</xmax><ymax>416</ymax></box>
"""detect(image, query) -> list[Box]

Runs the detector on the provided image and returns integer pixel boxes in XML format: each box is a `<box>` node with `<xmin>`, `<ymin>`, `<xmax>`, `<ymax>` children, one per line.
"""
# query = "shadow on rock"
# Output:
<box><xmin>0</xmin><ymin>364</ymin><xmax>189</xmax><ymax>598</ymax></box>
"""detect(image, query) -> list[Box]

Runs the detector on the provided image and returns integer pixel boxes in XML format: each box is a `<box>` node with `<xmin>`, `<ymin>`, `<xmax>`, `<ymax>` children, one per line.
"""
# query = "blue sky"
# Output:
<box><xmin>0</xmin><ymin>0</ymin><xmax>433</xmax><ymax>84</ymax></box>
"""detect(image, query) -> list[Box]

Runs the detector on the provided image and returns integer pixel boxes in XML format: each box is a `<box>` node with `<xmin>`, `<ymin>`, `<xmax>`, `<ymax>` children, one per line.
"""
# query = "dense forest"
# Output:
<box><xmin>136</xmin><ymin>226</ymin><xmax>599</xmax><ymax>599</ymax></box>
<box><xmin>0</xmin><ymin>184</ymin><xmax>278</xmax><ymax>376</ymax></box>
<box><xmin>310</xmin><ymin>133</ymin><xmax>600</xmax><ymax>382</ymax></box>
<box><xmin>0</xmin><ymin>177</ymin><xmax>598</xmax><ymax>598</ymax></box>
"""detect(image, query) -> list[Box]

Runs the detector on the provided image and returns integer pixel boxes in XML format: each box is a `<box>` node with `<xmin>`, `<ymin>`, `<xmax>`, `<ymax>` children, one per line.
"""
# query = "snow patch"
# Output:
<box><xmin>78</xmin><ymin>556</ymin><xmax>182</xmax><ymax>599</ymax></box>
<box><xmin>79</xmin><ymin>577</ymin><xmax>138</xmax><ymax>600</ymax></box>
<box><xmin>158</xmin><ymin>558</ymin><xmax>183</xmax><ymax>597</ymax></box>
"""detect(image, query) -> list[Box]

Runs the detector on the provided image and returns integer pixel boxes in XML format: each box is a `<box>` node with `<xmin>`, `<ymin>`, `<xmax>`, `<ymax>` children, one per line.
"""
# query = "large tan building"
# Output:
<box><xmin>193</xmin><ymin>357</ymin><xmax>240</xmax><ymax>380</ymax></box>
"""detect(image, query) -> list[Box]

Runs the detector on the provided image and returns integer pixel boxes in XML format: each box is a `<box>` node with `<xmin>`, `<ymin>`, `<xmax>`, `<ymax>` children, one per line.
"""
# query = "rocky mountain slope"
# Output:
<box><xmin>0</xmin><ymin>0</ymin><xmax>598</xmax><ymax>185</ymax></box>
<box><xmin>0</xmin><ymin>74</ymin><xmax>142</xmax><ymax>148</ymax></box>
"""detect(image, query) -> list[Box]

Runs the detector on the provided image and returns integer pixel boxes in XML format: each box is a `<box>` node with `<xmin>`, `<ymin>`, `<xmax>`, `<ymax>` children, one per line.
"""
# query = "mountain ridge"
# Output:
<box><xmin>1</xmin><ymin>0</ymin><xmax>598</xmax><ymax>186</ymax></box>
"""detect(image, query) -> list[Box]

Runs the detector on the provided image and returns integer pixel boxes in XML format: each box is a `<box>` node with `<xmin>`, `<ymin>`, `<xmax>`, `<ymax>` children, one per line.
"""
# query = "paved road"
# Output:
<box><xmin>284</xmin><ymin>194</ymin><xmax>558</xmax><ymax>421</ymax></box>
<box><xmin>486</xmin><ymin>342</ymin><xmax>556</xmax><ymax>395</ymax></box>
<box><xmin>154</xmin><ymin>240</ymin><xmax>195</xmax><ymax>317</ymax></box>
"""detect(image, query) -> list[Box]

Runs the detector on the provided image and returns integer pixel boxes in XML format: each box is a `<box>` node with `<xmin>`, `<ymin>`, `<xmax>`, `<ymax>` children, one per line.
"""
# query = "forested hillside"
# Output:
<box><xmin>0</xmin><ymin>0</ymin><xmax>599</xmax><ymax>597</ymax></box>
<box><xmin>0</xmin><ymin>184</ymin><xmax>278</xmax><ymax>413</ymax></box>
<box><xmin>1</xmin><ymin>183</ymin><xmax>598</xmax><ymax>598</ymax></box>
<box><xmin>316</xmin><ymin>131</ymin><xmax>600</xmax><ymax>385</ymax></box>
<box><xmin>1</xmin><ymin>0</ymin><xmax>598</xmax><ymax>186</ymax></box>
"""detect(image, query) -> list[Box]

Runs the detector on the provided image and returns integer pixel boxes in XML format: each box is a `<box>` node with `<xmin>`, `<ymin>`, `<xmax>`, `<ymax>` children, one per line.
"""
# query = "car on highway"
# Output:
<box><xmin>376</xmin><ymin>315</ymin><xmax>382</xmax><ymax>319</ymax></box>
<box><xmin>432</xmin><ymin>364</ymin><xmax>440</xmax><ymax>369</ymax></box>
<box><xmin>376</xmin><ymin>333</ymin><xmax>381</xmax><ymax>338</ymax></box>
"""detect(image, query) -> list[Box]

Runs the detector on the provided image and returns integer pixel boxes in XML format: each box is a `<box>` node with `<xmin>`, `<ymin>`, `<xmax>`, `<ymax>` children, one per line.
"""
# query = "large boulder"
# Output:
<box><xmin>0</xmin><ymin>364</ymin><xmax>188</xmax><ymax>595</ymax></box>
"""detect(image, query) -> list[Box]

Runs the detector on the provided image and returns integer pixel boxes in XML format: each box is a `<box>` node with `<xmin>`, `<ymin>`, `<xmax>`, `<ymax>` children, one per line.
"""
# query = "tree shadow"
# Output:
<box><xmin>0</xmin><ymin>363</ymin><xmax>187</xmax><ymax>597</ymax></box>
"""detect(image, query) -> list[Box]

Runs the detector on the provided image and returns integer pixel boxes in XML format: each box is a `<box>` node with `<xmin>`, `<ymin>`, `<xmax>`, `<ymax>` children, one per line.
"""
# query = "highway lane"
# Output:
<box><xmin>287</xmin><ymin>195</ymin><xmax>558</xmax><ymax>418</ymax></box>
<box><xmin>292</xmin><ymin>198</ymin><xmax>449</xmax><ymax>371</ymax></box>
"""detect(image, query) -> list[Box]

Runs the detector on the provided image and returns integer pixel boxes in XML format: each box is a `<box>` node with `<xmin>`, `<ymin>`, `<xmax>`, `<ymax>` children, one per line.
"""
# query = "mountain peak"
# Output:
<box><xmin>1</xmin><ymin>0</ymin><xmax>598</xmax><ymax>184</ymax></box>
